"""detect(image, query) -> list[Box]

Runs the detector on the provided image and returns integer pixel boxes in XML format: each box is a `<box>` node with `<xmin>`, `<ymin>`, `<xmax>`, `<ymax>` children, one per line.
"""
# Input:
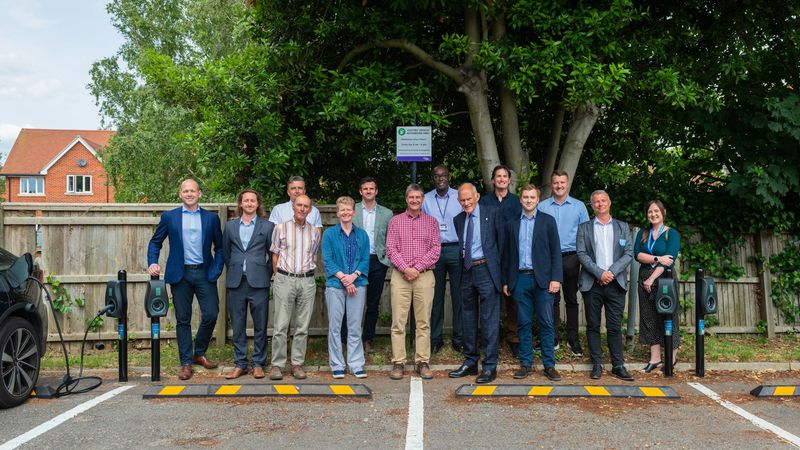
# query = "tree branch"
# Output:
<box><xmin>338</xmin><ymin>39</ymin><xmax>461</xmax><ymax>84</ymax></box>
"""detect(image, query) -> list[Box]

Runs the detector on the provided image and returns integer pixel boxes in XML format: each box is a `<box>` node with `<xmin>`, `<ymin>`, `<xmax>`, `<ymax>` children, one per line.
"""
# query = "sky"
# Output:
<box><xmin>0</xmin><ymin>0</ymin><xmax>124</xmax><ymax>161</ymax></box>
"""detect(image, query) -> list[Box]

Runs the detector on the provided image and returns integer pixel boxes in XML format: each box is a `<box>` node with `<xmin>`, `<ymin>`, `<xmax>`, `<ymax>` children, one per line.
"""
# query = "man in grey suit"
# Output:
<box><xmin>576</xmin><ymin>190</ymin><xmax>634</xmax><ymax>381</ymax></box>
<box><xmin>352</xmin><ymin>176</ymin><xmax>393</xmax><ymax>354</ymax></box>
<box><xmin>222</xmin><ymin>189</ymin><xmax>275</xmax><ymax>379</ymax></box>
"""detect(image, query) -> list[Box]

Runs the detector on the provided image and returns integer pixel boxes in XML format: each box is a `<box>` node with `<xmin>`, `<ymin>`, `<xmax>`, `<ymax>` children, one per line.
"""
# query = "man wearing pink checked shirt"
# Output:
<box><xmin>386</xmin><ymin>183</ymin><xmax>441</xmax><ymax>380</ymax></box>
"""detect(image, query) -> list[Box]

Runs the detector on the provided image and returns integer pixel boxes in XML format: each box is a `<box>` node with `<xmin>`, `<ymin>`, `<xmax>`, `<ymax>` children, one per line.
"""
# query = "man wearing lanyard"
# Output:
<box><xmin>422</xmin><ymin>165</ymin><xmax>465</xmax><ymax>354</ymax></box>
<box><xmin>353</xmin><ymin>176</ymin><xmax>393</xmax><ymax>354</ymax></box>
<box><xmin>538</xmin><ymin>169</ymin><xmax>590</xmax><ymax>356</ymax></box>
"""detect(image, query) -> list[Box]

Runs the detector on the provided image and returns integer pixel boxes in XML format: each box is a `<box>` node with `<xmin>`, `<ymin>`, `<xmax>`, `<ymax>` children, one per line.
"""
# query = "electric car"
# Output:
<box><xmin>0</xmin><ymin>247</ymin><xmax>47</xmax><ymax>408</ymax></box>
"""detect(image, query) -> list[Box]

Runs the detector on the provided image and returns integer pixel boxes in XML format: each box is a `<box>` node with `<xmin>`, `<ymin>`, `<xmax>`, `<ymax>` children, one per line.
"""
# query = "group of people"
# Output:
<box><xmin>146</xmin><ymin>166</ymin><xmax>681</xmax><ymax>384</ymax></box>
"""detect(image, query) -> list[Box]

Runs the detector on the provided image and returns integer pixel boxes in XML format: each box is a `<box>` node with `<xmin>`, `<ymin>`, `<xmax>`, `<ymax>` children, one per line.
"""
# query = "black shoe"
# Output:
<box><xmin>476</xmin><ymin>369</ymin><xmax>497</xmax><ymax>384</ymax></box>
<box><xmin>543</xmin><ymin>367</ymin><xmax>561</xmax><ymax>381</ymax></box>
<box><xmin>513</xmin><ymin>366</ymin><xmax>533</xmax><ymax>379</ymax></box>
<box><xmin>451</xmin><ymin>342</ymin><xmax>463</xmax><ymax>353</ymax></box>
<box><xmin>432</xmin><ymin>341</ymin><xmax>444</xmax><ymax>354</ymax></box>
<box><xmin>642</xmin><ymin>362</ymin><xmax>662</xmax><ymax>373</ymax></box>
<box><xmin>448</xmin><ymin>364</ymin><xmax>478</xmax><ymax>378</ymax></box>
<box><xmin>570</xmin><ymin>342</ymin><xmax>584</xmax><ymax>357</ymax></box>
<box><xmin>590</xmin><ymin>364</ymin><xmax>602</xmax><ymax>379</ymax></box>
<box><xmin>508</xmin><ymin>342</ymin><xmax>520</xmax><ymax>358</ymax></box>
<box><xmin>611</xmin><ymin>365</ymin><xmax>634</xmax><ymax>381</ymax></box>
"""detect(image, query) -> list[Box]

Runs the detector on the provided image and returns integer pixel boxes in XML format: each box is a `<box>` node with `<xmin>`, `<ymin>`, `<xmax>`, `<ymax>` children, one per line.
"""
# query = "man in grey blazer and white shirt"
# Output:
<box><xmin>223</xmin><ymin>189</ymin><xmax>275</xmax><ymax>379</ymax></box>
<box><xmin>576</xmin><ymin>190</ymin><xmax>634</xmax><ymax>381</ymax></box>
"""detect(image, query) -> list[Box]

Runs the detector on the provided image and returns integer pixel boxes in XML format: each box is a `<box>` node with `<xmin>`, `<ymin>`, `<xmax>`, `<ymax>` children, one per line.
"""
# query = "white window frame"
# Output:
<box><xmin>66</xmin><ymin>175</ymin><xmax>93</xmax><ymax>195</ymax></box>
<box><xmin>19</xmin><ymin>177</ymin><xmax>45</xmax><ymax>196</ymax></box>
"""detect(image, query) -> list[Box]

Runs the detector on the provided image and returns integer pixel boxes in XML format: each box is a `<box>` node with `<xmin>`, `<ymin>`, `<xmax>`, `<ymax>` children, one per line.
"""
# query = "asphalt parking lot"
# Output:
<box><xmin>1</xmin><ymin>368</ymin><xmax>799</xmax><ymax>449</ymax></box>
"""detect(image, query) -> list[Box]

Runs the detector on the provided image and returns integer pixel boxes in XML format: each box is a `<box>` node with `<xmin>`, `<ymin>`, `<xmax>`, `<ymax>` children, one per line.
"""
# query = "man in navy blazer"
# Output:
<box><xmin>576</xmin><ymin>189</ymin><xmax>634</xmax><ymax>381</ymax></box>
<box><xmin>501</xmin><ymin>184</ymin><xmax>563</xmax><ymax>381</ymax></box>
<box><xmin>447</xmin><ymin>183</ymin><xmax>502</xmax><ymax>384</ymax></box>
<box><xmin>147</xmin><ymin>179</ymin><xmax>224</xmax><ymax>380</ymax></box>
<box><xmin>222</xmin><ymin>189</ymin><xmax>274</xmax><ymax>380</ymax></box>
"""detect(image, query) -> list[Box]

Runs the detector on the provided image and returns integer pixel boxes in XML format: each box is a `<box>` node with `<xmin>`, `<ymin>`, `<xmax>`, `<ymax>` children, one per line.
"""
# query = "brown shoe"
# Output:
<box><xmin>416</xmin><ymin>362</ymin><xmax>433</xmax><ymax>379</ymax></box>
<box><xmin>192</xmin><ymin>355</ymin><xmax>218</xmax><ymax>369</ymax></box>
<box><xmin>178</xmin><ymin>364</ymin><xmax>192</xmax><ymax>380</ymax></box>
<box><xmin>269</xmin><ymin>366</ymin><xmax>283</xmax><ymax>380</ymax></box>
<box><xmin>291</xmin><ymin>365</ymin><xmax>307</xmax><ymax>380</ymax></box>
<box><xmin>225</xmin><ymin>367</ymin><xmax>247</xmax><ymax>380</ymax></box>
<box><xmin>363</xmin><ymin>340</ymin><xmax>374</xmax><ymax>354</ymax></box>
<box><xmin>390</xmin><ymin>363</ymin><xmax>405</xmax><ymax>380</ymax></box>
<box><xmin>252</xmin><ymin>367</ymin><xmax>266</xmax><ymax>379</ymax></box>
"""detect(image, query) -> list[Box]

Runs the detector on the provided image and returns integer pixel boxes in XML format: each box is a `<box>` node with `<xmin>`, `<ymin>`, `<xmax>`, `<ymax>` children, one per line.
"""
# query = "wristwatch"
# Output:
<box><xmin>654</xmin><ymin>256</ymin><xmax>659</xmax><ymax>263</ymax></box>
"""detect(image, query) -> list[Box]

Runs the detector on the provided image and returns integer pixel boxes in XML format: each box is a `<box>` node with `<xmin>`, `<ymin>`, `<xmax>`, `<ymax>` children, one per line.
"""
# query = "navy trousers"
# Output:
<box><xmin>460</xmin><ymin>264</ymin><xmax>500</xmax><ymax>371</ymax></box>
<box><xmin>227</xmin><ymin>276</ymin><xmax>268</xmax><ymax>369</ymax></box>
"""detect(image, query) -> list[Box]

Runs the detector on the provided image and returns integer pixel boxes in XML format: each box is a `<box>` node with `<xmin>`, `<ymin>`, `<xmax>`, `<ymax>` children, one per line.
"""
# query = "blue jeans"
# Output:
<box><xmin>460</xmin><ymin>264</ymin><xmax>500</xmax><ymax>371</ymax></box>
<box><xmin>513</xmin><ymin>272</ymin><xmax>555</xmax><ymax>368</ymax></box>
<box><xmin>170</xmin><ymin>266</ymin><xmax>219</xmax><ymax>366</ymax></box>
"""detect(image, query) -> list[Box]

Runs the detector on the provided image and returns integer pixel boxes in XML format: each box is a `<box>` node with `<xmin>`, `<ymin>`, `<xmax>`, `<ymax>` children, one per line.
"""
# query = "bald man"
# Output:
<box><xmin>448</xmin><ymin>183</ymin><xmax>503</xmax><ymax>384</ymax></box>
<box><xmin>147</xmin><ymin>179</ymin><xmax>224</xmax><ymax>380</ymax></box>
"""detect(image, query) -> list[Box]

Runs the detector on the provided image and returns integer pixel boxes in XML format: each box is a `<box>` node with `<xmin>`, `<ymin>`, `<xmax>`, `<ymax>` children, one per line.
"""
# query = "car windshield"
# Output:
<box><xmin>0</xmin><ymin>247</ymin><xmax>19</xmax><ymax>272</ymax></box>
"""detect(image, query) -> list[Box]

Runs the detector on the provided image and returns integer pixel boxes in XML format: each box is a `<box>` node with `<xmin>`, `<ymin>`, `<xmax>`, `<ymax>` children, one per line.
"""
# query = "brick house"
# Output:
<box><xmin>1</xmin><ymin>128</ymin><xmax>116</xmax><ymax>203</ymax></box>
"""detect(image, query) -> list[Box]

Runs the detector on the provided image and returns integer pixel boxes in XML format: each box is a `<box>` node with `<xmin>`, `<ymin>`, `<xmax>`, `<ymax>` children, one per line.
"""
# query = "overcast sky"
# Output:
<box><xmin>0</xmin><ymin>0</ymin><xmax>124</xmax><ymax>160</ymax></box>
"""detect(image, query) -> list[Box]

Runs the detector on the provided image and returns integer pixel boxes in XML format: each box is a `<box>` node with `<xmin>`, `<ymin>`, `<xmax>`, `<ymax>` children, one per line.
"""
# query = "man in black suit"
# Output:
<box><xmin>222</xmin><ymin>189</ymin><xmax>275</xmax><ymax>379</ymax></box>
<box><xmin>577</xmin><ymin>190</ymin><xmax>634</xmax><ymax>381</ymax></box>
<box><xmin>448</xmin><ymin>183</ymin><xmax>502</xmax><ymax>384</ymax></box>
<box><xmin>501</xmin><ymin>184</ymin><xmax>563</xmax><ymax>380</ymax></box>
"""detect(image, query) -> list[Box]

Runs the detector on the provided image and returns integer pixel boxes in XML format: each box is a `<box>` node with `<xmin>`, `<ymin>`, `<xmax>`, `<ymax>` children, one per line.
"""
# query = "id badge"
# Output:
<box><xmin>439</xmin><ymin>223</ymin><xmax>448</xmax><ymax>233</ymax></box>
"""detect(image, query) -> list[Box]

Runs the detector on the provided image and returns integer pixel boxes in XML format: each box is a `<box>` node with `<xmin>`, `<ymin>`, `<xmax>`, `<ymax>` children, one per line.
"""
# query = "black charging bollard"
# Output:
<box><xmin>118</xmin><ymin>269</ymin><xmax>128</xmax><ymax>382</ymax></box>
<box><xmin>145</xmin><ymin>275</ymin><xmax>169</xmax><ymax>381</ymax></box>
<box><xmin>656</xmin><ymin>270</ymin><xmax>678</xmax><ymax>377</ymax></box>
<box><xmin>695</xmin><ymin>268</ymin><xmax>705</xmax><ymax>377</ymax></box>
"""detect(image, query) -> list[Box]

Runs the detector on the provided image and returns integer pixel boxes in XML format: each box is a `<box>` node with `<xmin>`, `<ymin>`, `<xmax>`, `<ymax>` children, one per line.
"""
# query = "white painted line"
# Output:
<box><xmin>1</xmin><ymin>385</ymin><xmax>134</xmax><ymax>450</ymax></box>
<box><xmin>405</xmin><ymin>376</ymin><xmax>424</xmax><ymax>450</ymax></box>
<box><xmin>688</xmin><ymin>382</ymin><xmax>800</xmax><ymax>448</ymax></box>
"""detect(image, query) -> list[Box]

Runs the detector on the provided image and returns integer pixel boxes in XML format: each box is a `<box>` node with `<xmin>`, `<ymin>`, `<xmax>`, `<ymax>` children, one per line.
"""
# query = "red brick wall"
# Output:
<box><xmin>5</xmin><ymin>142</ymin><xmax>115</xmax><ymax>203</ymax></box>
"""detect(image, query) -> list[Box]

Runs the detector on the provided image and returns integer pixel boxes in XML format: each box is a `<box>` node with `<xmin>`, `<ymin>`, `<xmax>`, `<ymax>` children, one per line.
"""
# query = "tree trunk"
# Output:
<box><xmin>460</xmin><ymin>75</ymin><xmax>501</xmax><ymax>188</ymax></box>
<box><xmin>499</xmin><ymin>86</ymin><xmax>528</xmax><ymax>191</ymax></box>
<box><xmin>558</xmin><ymin>104</ymin><xmax>601</xmax><ymax>188</ymax></box>
<box><xmin>541</xmin><ymin>103</ymin><xmax>565</xmax><ymax>198</ymax></box>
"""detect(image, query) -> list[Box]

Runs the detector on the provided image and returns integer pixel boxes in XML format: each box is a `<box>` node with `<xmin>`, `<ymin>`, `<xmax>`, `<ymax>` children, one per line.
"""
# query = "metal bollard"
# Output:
<box><xmin>117</xmin><ymin>269</ymin><xmax>128</xmax><ymax>382</ymax></box>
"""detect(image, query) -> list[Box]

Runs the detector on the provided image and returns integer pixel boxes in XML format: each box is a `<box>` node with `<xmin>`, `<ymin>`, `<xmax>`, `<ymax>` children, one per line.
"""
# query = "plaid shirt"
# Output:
<box><xmin>271</xmin><ymin>219</ymin><xmax>321</xmax><ymax>274</ymax></box>
<box><xmin>386</xmin><ymin>210</ymin><xmax>441</xmax><ymax>272</ymax></box>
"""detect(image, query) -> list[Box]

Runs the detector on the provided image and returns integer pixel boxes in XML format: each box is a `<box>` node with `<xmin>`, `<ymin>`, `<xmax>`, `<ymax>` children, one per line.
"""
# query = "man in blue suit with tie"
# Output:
<box><xmin>148</xmin><ymin>179</ymin><xmax>224</xmax><ymax>380</ymax></box>
<box><xmin>448</xmin><ymin>183</ymin><xmax>502</xmax><ymax>384</ymax></box>
<box><xmin>501</xmin><ymin>184</ymin><xmax>563</xmax><ymax>381</ymax></box>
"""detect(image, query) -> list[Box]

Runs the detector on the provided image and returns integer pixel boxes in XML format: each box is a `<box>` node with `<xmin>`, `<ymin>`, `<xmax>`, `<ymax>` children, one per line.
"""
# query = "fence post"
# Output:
<box><xmin>214</xmin><ymin>204</ymin><xmax>229</xmax><ymax>348</ymax></box>
<box><xmin>755</xmin><ymin>230</ymin><xmax>776</xmax><ymax>338</ymax></box>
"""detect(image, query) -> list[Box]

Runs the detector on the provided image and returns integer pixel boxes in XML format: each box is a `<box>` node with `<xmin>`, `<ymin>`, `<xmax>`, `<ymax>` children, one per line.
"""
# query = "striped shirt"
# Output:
<box><xmin>271</xmin><ymin>218</ymin><xmax>321</xmax><ymax>274</ymax></box>
<box><xmin>386</xmin><ymin>210</ymin><xmax>441</xmax><ymax>272</ymax></box>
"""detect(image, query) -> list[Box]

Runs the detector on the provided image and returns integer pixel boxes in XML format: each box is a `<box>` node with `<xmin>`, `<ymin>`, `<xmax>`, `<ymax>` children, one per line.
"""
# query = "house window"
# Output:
<box><xmin>66</xmin><ymin>175</ymin><xmax>92</xmax><ymax>194</ymax></box>
<box><xmin>19</xmin><ymin>177</ymin><xmax>45</xmax><ymax>195</ymax></box>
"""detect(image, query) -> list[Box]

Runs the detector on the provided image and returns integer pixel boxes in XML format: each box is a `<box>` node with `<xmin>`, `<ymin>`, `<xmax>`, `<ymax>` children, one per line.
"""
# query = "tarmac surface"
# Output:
<box><xmin>1</xmin><ymin>363</ymin><xmax>799</xmax><ymax>449</ymax></box>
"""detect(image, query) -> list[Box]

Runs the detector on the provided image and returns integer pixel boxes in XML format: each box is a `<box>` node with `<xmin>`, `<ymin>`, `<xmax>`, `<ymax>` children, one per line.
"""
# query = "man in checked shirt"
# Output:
<box><xmin>386</xmin><ymin>184</ymin><xmax>442</xmax><ymax>380</ymax></box>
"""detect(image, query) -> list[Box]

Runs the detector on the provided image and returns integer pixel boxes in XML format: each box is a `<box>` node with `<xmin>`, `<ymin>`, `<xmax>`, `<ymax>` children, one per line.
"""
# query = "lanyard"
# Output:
<box><xmin>647</xmin><ymin>225</ymin><xmax>665</xmax><ymax>254</ymax></box>
<box><xmin>435</xmin><ymin>193</ymin><xmax>450</xmax><ymax>221</ymax></box>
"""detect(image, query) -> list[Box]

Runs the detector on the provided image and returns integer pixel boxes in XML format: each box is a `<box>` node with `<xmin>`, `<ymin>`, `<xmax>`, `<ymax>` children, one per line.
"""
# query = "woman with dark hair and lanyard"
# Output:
<box><xmin>633</xmin><ymin>200</ymin><xmax>681</xmax><ymax>373</ymax></box>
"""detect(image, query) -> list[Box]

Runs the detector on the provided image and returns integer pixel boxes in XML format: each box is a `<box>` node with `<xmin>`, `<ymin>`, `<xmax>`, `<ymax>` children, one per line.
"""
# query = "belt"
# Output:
<box><xmin>562</xmin><ymin>251</ymin><xmax>576</xmax><ymax>256</ymax></box>
<box><xmin>471</xmin><ymin>258</ymin><xmax>487</xmax><ymax>267</ymax></box>
<box><xmin>441</xmin><ymin>242</ymin><xmax>459</xmax><ymax>247</ymax></box>
<box><xmin>277</xmin><ymin>269</ymin><xmax>315</xmax><ymax>278</ymax></box>
<box><xmin>184</xmin><ymin>264</ymin><xmax>203</xmax><ymax>269</ymax></box>
<box><xmin>519</xmin><ymin>269</ymin><xmax>535</xmax><ymax>275</ymax></box>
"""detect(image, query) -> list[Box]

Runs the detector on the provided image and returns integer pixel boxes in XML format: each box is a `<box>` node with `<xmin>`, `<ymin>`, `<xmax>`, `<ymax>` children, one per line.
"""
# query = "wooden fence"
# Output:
<box><xmin>0</xmin><ymin>203</ymin><xmax>796</xmax><ymax>347</ymax></box>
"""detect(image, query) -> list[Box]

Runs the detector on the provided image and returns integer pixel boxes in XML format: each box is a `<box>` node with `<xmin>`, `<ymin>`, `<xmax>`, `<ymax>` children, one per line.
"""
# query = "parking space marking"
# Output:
<box><xmin>689</xmin><ymin>382</ymin><xmax>800</xmax><ymax>448</ymax></box>
<box><xmin>0</xmin><ymin>385</ymin><xmax>133</xmax><ymax>450</ymax></box>
<box><xmin>405</xmin><ymin>377</ymin><xmax>424</xmax><ymax>450</ymax></box>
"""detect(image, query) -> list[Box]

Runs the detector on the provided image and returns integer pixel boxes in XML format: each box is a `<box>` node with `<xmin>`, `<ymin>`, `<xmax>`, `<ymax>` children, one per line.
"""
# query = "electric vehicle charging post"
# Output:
<box><xmin>117</xmin><ymin>270</ymin><xmax>128</xmax><ymax>382</ymax></box>
<box><xmin>145</xmin><ymin>275</ymin><xmax>169</xmax><ymax>381</ymax></box>
<box><xmin>655</xmin><ymin>268</ymin><xmax>678</xmax><ymax>377</ymax></box>
<box><xmin>695</xmin><ymin>268</ymin><xmax>718</xmax><ymax>377</ymax></box>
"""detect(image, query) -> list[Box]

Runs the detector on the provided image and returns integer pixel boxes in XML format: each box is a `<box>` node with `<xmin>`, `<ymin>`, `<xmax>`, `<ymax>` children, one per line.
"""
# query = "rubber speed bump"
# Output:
<box><xmin>750</xmin><ymin>385</ymin><xmax>800</xmax><ymax>397</ymax></box>
<box><xmin>456</xmin><ymin>384</ymin><xmax>679</xmax><ymax>399</ymax></box>
<box><xmin>143</xmin><ymin>383</ymin><xmax>371</xmax><ymax>399</ymax></box>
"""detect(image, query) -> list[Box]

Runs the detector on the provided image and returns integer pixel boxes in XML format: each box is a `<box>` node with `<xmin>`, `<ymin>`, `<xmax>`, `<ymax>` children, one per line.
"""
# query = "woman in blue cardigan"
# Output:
<box><xmin>322</xmin><ymin>196</ymin><xmax>371</xmax><ymax>378</ymax></box>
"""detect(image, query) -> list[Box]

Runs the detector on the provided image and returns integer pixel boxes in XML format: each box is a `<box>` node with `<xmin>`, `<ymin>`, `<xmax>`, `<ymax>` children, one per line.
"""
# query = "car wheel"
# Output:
<box><xmin>0</xmin><ymin>317</ymin><xmax>41</xmax><ymax>408</ymax></box>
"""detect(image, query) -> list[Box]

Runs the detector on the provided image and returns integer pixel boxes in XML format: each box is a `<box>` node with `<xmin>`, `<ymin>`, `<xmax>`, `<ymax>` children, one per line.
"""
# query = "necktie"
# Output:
<box><xmin>464</xmin><ymin>213</ymin><xmax>474</xmax><ymax>270</ymax></box>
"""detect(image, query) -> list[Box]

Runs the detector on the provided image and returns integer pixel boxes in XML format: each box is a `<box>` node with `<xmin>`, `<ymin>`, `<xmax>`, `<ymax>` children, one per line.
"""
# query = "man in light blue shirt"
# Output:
<box><xmin>422</xmin><ymin>165</ymin><xmax>464</xmax><ymax>354</ymax></box>
<box><xmin>538</xmin><ymin>170</ymin><xmax>589</xmax><ymax>356</ymax></box>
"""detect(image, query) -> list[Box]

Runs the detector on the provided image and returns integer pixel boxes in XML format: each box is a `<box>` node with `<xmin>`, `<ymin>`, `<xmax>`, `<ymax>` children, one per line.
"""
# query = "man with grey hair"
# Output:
<box><xmin>386</xmin><ymin>184</ymin><xmax>441</xmax><ymax>380</ymax></box>
<box><xmin>576</xmin><ymin>190</ymin><xmax>634</xmax><ymax>381</ymax></box>
<box><xmin>268</xmin><ymin>176</ymin><xmax>323</xmax><ymax>228</ymax></box>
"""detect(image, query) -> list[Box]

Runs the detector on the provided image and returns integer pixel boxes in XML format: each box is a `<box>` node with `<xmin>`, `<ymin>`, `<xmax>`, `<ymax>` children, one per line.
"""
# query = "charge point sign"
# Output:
<box><xmin>396</xmin><ymin>126</ymin><xmax>432</xmax><ymax>162</ymax></box>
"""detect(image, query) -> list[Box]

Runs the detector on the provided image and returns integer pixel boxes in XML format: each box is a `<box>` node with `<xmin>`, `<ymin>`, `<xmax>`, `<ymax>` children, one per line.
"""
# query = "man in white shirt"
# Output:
<box><xmin>268</xmin><ymin>176</ymin><xmax>323</xmax><ymax>228</ymax></box>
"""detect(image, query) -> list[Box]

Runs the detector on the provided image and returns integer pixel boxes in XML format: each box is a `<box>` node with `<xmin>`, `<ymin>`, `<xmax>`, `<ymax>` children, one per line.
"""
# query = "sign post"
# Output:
<box><xmin>396</xmin><ymin>126</ymin><xmax>432</xmax><ymax>183</ymax></box>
